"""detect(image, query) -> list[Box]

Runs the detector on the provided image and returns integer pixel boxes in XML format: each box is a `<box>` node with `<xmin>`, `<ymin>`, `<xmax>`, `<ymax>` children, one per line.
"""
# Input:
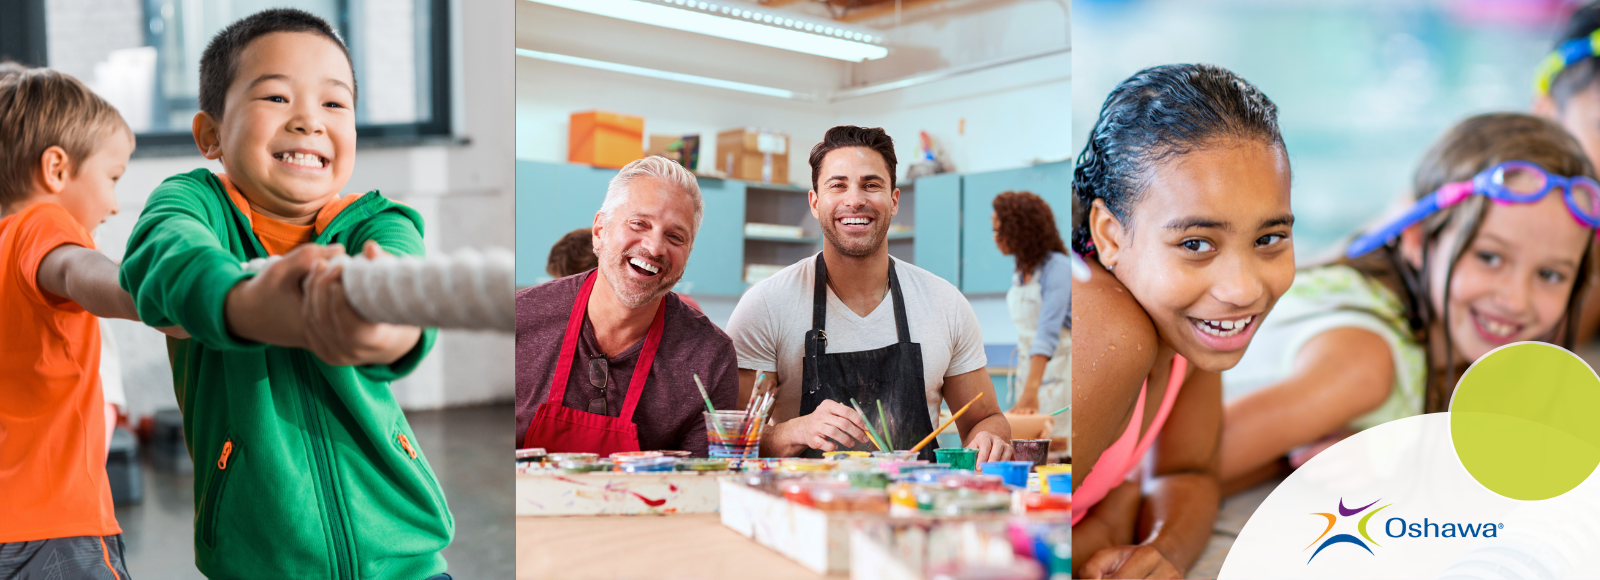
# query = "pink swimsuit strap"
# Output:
<box><xmin>1072</xmin><ymin>354</ymin><xmax>1187</xmax><ymax>526</ymax></box>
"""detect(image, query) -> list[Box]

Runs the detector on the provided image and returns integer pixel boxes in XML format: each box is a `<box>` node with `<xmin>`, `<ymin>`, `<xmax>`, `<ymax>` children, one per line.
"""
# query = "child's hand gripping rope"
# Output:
<box><xmin>242</xmin><ymin>243</ymin><xmax>516</xmax><ymax>333</ymax></box>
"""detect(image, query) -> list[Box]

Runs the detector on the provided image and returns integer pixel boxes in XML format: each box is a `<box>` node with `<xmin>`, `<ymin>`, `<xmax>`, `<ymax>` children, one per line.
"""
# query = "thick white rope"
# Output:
<box><xmin>242</xmin><ymin>247</ymin><xmax>515</xmax><ymax>332</ymax></box>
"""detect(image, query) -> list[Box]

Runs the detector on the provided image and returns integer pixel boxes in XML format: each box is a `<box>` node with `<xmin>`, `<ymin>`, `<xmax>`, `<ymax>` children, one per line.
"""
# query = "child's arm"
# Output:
<box><xmin>301</xmin><ymin>241</ymin><xmax>424</xmax><ymax>366</ymax></box>
<box><xmin>38</xmin><ymin>244</ymin><xmax>139</xmax><ymax>320</ymax></box>
<box><xmin>1219</xmin><ymin>327</ymin><xmax>1393</xmax><ymax>487</ymax></box>
<box><xmin>1079</xmin><ymin>368</ymin><xmax>1223</xmax><ymax>579</ymax></box>
<box><xmin>299</xmin><ymin>208</ymin><xmax>436</xmax><ymax>372</ymax></box>
<box><xmin>1071</xmin><ymin>260</ymin><xmax>1159</xmax><ymax>484</ymax></box>
<box><xmin>39</xmin><ymin>244</ymin><xmax>190</xmax><ymax>338</ymax></box>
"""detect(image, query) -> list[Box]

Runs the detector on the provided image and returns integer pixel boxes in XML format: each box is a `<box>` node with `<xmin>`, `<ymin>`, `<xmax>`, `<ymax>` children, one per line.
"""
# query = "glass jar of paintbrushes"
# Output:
<box><xmin>697</xmin><ymin>373</ymin><xmax>777</xmax><ymax>459</ymax></box>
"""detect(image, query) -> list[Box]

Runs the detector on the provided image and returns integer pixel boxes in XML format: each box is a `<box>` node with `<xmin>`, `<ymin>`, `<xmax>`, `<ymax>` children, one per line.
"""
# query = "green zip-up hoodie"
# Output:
<box><xmin>120</xmin><ymin>169</ymin><xmax>453</xmax><ymax>580</ymax></box>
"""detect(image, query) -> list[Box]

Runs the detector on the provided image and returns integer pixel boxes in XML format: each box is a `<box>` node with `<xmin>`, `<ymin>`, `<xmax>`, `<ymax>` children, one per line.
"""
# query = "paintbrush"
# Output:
<box><xmin>849</xmin><ymin>398</ymin><xmax>887</xmax><ymax>452</ymax></box>
<box><xmin>694</xmin><ymin>374</ymin><xmax>727</xmax><ymax>439</ymax></box>
<box><xmin>876</xmin><ymin>399</ymin><xmax>893</xmax><ymax>449</ymax></box>
<box><xmin>910</xmin><ymin>392</ymin><xmax>985</xmax><ymax>453</ymax></box>
<box><xmin>1049</xmin><ymin>404</ymin><xmax>1071</xmax><ymax>416</ymax></box>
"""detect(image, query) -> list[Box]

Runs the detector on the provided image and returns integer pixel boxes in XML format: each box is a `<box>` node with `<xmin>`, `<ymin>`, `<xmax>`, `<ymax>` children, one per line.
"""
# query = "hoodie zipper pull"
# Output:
<box><xmin>398</xmin><ymin>434</ymin><xmax>417</xmax><ymax>459</ymax></box>
<box><xmin>218</xmin><ymin>440</ymin><xmax>234</xmax><ymax>470</ymax></box>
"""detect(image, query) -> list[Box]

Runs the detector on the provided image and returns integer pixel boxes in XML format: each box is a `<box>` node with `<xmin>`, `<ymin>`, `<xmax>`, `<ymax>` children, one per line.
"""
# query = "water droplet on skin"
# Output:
<box><xmin>1109</xmin><ymin>344</ymin><xmax>1116</xmax><ymax>350</ymax></box>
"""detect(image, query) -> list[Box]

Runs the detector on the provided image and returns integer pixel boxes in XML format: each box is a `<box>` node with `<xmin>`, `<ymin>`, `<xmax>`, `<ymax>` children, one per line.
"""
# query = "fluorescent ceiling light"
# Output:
<box><xmin>528</xmin><ymin>0</ymin><xmax>889</xmax><ymax>62</ymax></box>
<box><xmin>516</xmin><ymin>48</ymin><xmax>813</xmax><ymax>100</ymax></box>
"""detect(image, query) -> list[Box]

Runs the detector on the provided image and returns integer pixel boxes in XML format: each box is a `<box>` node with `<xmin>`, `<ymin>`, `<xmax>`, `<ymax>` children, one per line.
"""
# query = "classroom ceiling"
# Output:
<box><xmin>757</xmin><ymin>0</ymin><xmax>963</xmax><ymax>24</ymax></box>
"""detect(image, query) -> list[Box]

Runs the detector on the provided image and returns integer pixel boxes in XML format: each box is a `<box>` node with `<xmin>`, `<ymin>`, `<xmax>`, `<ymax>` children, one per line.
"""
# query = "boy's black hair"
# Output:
<box><xmin>1070</xmin><ymin>63</ymin><xmax>1285</xmax><ymax>256</ymax></box>
<box><xmin>809</xmin><ymin>126</ymin><xmax>898</xmax><ymax>191</ymax></box>
<box><xmin>1551</xmin><ymin>2</ymin><xmax>1600</xmax><ymax>108</ymax></box>
<box><xmin>198</xmin><ymin>8</ymin><xmax>356</xmax><ymax>119</ymax></box>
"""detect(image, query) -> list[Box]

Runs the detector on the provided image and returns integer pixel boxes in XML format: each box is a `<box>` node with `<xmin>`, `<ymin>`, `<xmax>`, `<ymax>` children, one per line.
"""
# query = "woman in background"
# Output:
<box><xmin>992</xmin><ymin>191</ymin><xmax>1071</xmax><ymax>450</ymax></box>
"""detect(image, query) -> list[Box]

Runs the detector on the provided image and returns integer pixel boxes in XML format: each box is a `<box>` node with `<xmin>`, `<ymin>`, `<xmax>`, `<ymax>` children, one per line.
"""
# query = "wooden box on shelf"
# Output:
<box><xmin>569</xmin><ymin>110</ymin><xmax>644</xmax><ymax>169</ymax></box>
<box><xmin>717</xmin><ymin>128</ymin><xmax>789</xmax><ymax>184</ymax></box>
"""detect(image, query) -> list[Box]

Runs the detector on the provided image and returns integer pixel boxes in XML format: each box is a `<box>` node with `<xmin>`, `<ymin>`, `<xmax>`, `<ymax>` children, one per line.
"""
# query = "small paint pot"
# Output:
<box><xmin>898</xmin><ymin>462</ymin><xmax>949</xmax><ymax>476</ymax></box>
<box><xmin>938</xmin><ymin>494</ymin><xmax>1011</xmax><ymax>516</ymax></box>
<box><xmin>781</xmin><ymin>458</ymin><xmax>835</xmax><ymax>472</ymax></box>
<box><xmin>559</xmin><ymin>458</ymin><xmax>612</xmax><ymax>473</ymax></box>
<box><xmin>847</xmin><ymin>470</ymin><xmax>892</xmax><ymax>490</ymax></box>
<box><xmin>676</xmin><ymin>458</ymin><xmax>729</xmax><ymax>472</ymax></box>
<box><xmin>934</xmin><ymin>447</ymin><xmax>978</xmax><ymax>470</ymax></box>
<box><xmin>941</xmin><ymin>473</ymin><xmax>1007</xmax><ymax>491</ymax></box>
<box><xmin>620</xmin><ymin>457</ymin><xmax>679</xmax><ymax>472</ymax></box>
<box><xmin>516</xmin><ymin>448</ymin><xmax>547</xmax><ymax>464</ymax></box>
<box><xmin>549</xmin><ymin>452</ymin><xmax>598</xmax><ymax>464</ymax></box>
<box><xmin>909</xmin><ymin>468</ymin><xmax>961</xmax><ymax>484</ymax></box>
<box><xmin>871</xmin><ymin>450</ymin><xmax>918</xmax><ymax>461</ymax></box>
<box><xmin>1011</xmin><ymin>439</ymin><xmax>1051</xmax><ymax>467</ymax></box>
<box><xmin>1023</xmin><ymin>491</ymin><xmax>1072</xmax><ymax>513</ymax></box>
<box><xmin>980</xmin><ymin>461</ymin><xmax>1034</xmax><ymax>488</ymax></box>
<box><xmin>824</xmin><ymin>450</ymin><xmax>870</xmax><ymax>460</ymax></box>
<box><xmin>1044</xmin><ymin>473</ymin><xmax>1072</xmax><ymax>495</ymax></box>
<box><xmin>892</xmin><ymin>460</ymin><xmax>932</xmax><ymax>474</ymax></box>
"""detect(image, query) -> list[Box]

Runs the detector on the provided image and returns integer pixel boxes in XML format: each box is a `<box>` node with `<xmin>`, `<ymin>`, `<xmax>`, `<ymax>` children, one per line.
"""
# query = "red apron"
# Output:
<box><xmin>521</xmin><ymin>272</ymin><xmax>666</xmax><ymax>455</ymax></box>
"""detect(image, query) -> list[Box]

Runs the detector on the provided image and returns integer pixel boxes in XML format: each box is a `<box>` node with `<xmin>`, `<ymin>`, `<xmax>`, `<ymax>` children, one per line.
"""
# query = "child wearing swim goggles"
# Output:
<box><xmin>1534</xmin><ymin>1</ymin><xmax>1600</xmax><ymax>344</ymax></box>
<box><xmin>1219</xmin><ymin>113</ymin><xmax>1596</xmax><ymax>495</ymax></box>
<box><xmin>1071</xmin><ymin>63</ymin><xmax>1293</xmax><ymax>579</ymax></box>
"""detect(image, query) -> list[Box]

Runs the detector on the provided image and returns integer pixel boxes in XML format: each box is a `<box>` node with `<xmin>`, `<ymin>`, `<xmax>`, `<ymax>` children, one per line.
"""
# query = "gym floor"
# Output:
<box><xmin>114</xmin><ymin>403</ymin><xmax>514</xmax><ymax>579</ymax></box>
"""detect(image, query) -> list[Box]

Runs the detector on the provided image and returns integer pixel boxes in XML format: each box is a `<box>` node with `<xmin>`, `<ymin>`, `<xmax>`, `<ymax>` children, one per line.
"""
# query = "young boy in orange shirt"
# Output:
<box><xmin>0</xmin><ymin>67</ymin><xmax>180</xmax><ymax>579</ymax></box>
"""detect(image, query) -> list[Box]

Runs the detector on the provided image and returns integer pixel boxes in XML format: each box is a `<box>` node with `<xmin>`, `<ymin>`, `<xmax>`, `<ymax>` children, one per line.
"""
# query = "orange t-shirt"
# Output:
<box><xmin>0</xmin><ymin>202</ymin><xmax>119</xmax><ymax>542</ymax></box>
<box><xmin>217</xmin><ymin>174</ymin><xmax>363</xmax><ymax>255</ymax></box>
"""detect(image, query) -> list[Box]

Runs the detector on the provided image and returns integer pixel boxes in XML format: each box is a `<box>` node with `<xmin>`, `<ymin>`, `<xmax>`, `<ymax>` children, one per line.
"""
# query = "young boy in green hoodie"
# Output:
<box><xmin>118</xmin><ymin>9</ymin><xmax>453</xmax><ymax>580</ymax></box>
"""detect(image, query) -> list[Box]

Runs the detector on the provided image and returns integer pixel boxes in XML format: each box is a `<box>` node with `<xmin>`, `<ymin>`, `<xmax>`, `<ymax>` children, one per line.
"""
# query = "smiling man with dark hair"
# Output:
<box><xmin>727</xmin><ymin>126</ymin><xmax>1013</xmax><ymax>461</ymax></box>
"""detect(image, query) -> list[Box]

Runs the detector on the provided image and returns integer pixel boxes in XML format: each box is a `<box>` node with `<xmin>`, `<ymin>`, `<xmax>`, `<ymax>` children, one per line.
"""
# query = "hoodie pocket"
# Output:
<box><xmin>392</xmin><ymin>428</ymin><xmax>448</xmax><ymax>513</ymax></box>
<box><xmin>201</xmin><ymin>437</ymin><xmax>238</xmax><ymax>548</ymax></box>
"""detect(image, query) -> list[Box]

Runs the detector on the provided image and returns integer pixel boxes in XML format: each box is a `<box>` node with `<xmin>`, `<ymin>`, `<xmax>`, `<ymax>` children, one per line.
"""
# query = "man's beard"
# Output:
<box><xmin>595</xmin><ymin>237</ymin><xmax>680</xmax><ymax>309</ymax></box>
<box><xmin>819</xmin><ymin>206</ymin><xmax>888</xmax><ymax>258</ymax></box>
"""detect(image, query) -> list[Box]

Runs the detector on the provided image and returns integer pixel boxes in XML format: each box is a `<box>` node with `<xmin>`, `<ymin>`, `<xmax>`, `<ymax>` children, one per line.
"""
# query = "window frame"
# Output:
<box><xmin>117</xmin><ymin>0</ymin><xmax>453</xmax><ymax>153</ymax></box>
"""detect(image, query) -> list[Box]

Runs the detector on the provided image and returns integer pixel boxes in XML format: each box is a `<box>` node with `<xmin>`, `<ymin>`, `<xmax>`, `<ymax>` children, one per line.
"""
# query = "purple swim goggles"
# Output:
<box><xmin>1347</xmin><ymin>160</ymin><xmax>1600</xmax><ymax>258</ymax></box>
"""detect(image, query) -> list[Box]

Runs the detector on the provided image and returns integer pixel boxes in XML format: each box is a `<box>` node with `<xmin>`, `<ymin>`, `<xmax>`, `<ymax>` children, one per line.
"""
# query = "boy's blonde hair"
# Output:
<box><xmin>0</xmin><ymin>67</ymin><xmax>132</xmax><ymax>207</ymax></box>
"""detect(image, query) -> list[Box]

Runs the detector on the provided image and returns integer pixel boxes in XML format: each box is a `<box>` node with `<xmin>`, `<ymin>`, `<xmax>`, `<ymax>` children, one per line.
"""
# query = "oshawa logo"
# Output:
<box><xmin>1304</xmin><ymin>498</ymin><xmax>1504</xmax><ymax>564</ymax></box>
<box><xmin>1304</xmin><ymin>497</ymin><xmax>1391</xmax><ymax>563</ymax></box>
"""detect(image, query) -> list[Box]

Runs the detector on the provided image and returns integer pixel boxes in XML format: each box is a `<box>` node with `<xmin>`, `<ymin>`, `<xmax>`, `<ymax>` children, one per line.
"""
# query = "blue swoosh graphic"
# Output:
<box><xmin>1339</xmin><ymin>497</ymin><xmax>1380</xmax><ymax>517</ymax></box>
<box><xmin>1307</xmin><ymin>534</ymin><xmax>1374</xmax><ymax>563</ymax></box>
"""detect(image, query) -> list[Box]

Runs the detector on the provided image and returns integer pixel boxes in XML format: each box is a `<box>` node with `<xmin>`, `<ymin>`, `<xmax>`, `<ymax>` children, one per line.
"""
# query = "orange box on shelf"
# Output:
<box><xmin>569</xmin><ymin>111</ymin><xmax>644</xmax><ymax>169</ymax></box>
<box><xmin>717</xmin><ymin>128</ymin><xmax>789</xmax><ymax>184</ymax></box>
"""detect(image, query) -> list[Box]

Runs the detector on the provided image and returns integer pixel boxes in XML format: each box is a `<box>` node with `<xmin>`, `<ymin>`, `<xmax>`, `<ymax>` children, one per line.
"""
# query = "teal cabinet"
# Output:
<box><xmin>959</xmin><ymin>162</ymin><xmax>1072</xmax><ymax>294</ymax></box>
<box><xmin>680</xmin><ymin>178</ymin><xmax>746</xmax><ymax>296</ymax></box>
<box><xmin>514</xmin><ymin>160</ymin><xmax>613</xmax><ymax>287</ymax></box>
<box><xmin>516</xmin><ymin>160</ymin><xmax>1072</xmax><ymax>295</ymax></box>
<box><xmin>912</xmin><ymin>173</ymin><xmax>963</xmax><ymax>286</ymax></box>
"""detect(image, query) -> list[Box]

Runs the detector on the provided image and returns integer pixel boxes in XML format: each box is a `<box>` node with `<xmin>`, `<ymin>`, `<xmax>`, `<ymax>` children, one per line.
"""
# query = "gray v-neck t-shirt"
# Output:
<box><xmin>726</xmin><ymin>255</ymin><xmax>988</xmax><ymax>427</ymax></box>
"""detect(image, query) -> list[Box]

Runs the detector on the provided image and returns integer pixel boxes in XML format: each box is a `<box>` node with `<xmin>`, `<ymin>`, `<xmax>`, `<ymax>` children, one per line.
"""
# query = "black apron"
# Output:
<box><xmin>800</xmin><ymin>254</ymin><xmax>938</xmax><ymax>461</ymax></box>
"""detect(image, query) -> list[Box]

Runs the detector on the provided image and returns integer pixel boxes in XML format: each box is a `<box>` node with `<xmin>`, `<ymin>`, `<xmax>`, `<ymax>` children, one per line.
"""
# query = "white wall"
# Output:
<box><xmin>514</xmin><ymin>0</ymin><xmax>1071</xmax><ymax>179</ymax></box>
<box><xmin>101</xmin><ymin>0</ymin><xmax>515</xmax><ymax>421</ymax></box>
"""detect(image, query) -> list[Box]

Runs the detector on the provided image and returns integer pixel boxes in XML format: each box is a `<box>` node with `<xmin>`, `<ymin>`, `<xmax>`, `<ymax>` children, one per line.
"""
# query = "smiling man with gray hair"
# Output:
<box><xmin>516</xmin><ymin>156</ymin><xmax>736</xmax><ymax>456</ymax></box>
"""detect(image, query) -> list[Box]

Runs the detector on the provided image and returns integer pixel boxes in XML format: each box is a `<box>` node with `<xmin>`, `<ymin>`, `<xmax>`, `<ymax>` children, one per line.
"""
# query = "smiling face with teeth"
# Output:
<box><xmin>1089</xmin><ymin>141</ymin><xmax>1295</xmax><ymax>372</ymax></box>
<box><xmin>193</xmin><ymin>31</ymin><xmax>356</xmax><ymax>225</ymax></box>
<box><xmin>1405</xmin><ymin>191</ymin><xmax>1590</xmax><ymax>365</ymax></box>
<box><xmin>810</xmin><ymin>146</ymin><xmax>898</xmax><ymax>258</ymax></box>
<box><xmin>592</xmin><ymin>177</ymin><xmax>696</xmax><ymax>310</ymax></box>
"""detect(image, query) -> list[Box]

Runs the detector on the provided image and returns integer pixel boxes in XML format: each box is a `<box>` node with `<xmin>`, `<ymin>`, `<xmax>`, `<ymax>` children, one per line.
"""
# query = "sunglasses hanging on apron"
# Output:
<box><xmin>521</xmin><ymin>271</ymin><xmax>665</xmax><ymax>456</ymax></box>
<box><xmin>801</xmin><ymin>254</ymin><xmax>938</xmax><ymax>460</ymax></box>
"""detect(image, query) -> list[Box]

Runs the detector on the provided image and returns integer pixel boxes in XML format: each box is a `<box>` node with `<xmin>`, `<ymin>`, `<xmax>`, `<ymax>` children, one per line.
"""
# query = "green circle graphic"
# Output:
<box><xmin>1451</xmin><ymin>342</ymin><xmax>1600</xmax><ymax>501</ymax></box>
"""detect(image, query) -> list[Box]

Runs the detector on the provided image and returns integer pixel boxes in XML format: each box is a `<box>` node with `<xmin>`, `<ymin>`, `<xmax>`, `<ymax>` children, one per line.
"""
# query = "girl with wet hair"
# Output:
<box><xmin>1072</xmin><ymin>63</ymin><xmax>1293</xmax><ymax>579</ymax></box>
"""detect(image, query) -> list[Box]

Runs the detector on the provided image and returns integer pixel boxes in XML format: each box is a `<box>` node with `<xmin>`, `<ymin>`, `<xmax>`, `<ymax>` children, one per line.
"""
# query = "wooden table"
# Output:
<box><xmin>517</xmin><ymin>514</ymin><xmax>849</xmax><ymax>580</ymax></box>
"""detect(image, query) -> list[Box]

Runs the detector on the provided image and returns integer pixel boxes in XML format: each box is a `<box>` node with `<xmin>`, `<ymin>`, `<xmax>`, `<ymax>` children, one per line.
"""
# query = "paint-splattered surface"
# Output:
<box><xmin>516</xmin><ymin>471</ymin><xmax>725</xmax><ymax>516</ymax></box>
<box><xmin>517</xmin><ymin>514</ymin><xmax>846</xmax><ymax>579</ymax></box>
